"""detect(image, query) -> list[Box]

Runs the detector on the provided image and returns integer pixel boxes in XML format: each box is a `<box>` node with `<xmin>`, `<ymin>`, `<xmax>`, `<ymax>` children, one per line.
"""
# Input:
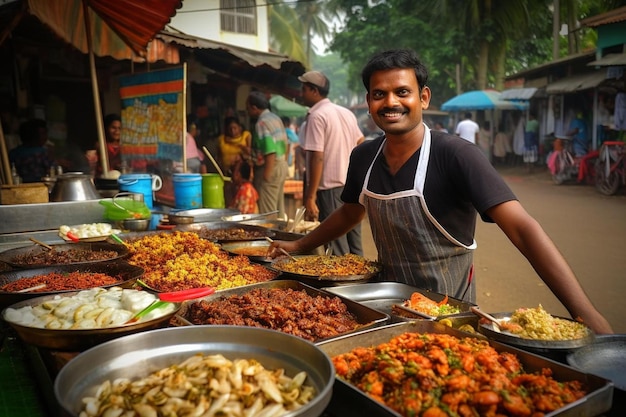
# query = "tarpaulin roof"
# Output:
<box><xmin>588</xmin><ymin>53</ymin><xmax>626</xmax><ymax>67</ymax></box>
<box><xmin>441</xmin><ymin>90</ymin><xmax>526</xmax><ymax>112</ymax></box>
<box><xmin>501</xmin><ymin>88</ymin><xmax>538</xmax><ymax>101</ymax></box>
<box><xmin>546</xmin><ymin>71</ymin><xmax>608</xmax><ymax>94</ymax></box>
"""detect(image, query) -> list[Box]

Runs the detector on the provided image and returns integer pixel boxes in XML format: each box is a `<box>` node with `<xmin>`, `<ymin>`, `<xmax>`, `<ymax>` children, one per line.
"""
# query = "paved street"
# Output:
<box><xmin>361</xmin><ymin>165</ymin><xmax>626</xmax><ymax>333</ymax></box>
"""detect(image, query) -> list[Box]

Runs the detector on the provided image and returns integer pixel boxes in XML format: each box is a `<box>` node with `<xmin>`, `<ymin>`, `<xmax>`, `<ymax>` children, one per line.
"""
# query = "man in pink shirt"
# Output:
<box><xmin>299</xmin><ymin>70</ymin><xmax>365</xmax><ymax>255</ymax></box>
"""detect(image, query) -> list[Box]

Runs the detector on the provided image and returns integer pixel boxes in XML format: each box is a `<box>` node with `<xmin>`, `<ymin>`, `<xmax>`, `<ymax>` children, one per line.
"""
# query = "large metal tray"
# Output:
<box><xmin>176</xmin><ymin>280</ymin><xmax>390</xmax><ymax>342</ymax></box>
<box><xmin>169</xmin><ymin>208</ymin><xmax>240</xmax><ymax>223</ymax></box>
<box><xmin>54</xmin><ymin>326</ymin><xmax>334</xmax><ymax>417</ymax></box>
<box><xmin>270</xmin><ymin>255</ymin><xmax>382</xmax><ymax>288</ymax></box>
<box><xmin>323</xmin><ymin>282</ymin><xmax>475</xmax><ymax>321</ymax></box>
<box><xmin>0</xmin><ymin>261</ymin><xmax>142</xmax><ymax>309</ymax></box>
<box><xmin>318</xmin><ymin>321</ymin><xmax>614</xmax><ymax>417</ymax></box>
<box><xmin>478</xmin><ymin>311</ymin><xmax>596</xmax><ymax>352</ymax></box>
<box><xmin>2</xmin><ymin>291</ymin><xmax>180</xmax><ymax>351</ymax></box>
<box><xmin>567</xmin><ymin>334</ymin><xmax>626</xmax><ymax>391</ymax></box>
<box><xmin>0</xmin><ymin>242</ymin><xmax>129</xmax><ymax>269</ymax></box>
<box><xmin>177</xmin><ymin>221</ymin><xmax>276</xmax><ymax>241</ymax></box>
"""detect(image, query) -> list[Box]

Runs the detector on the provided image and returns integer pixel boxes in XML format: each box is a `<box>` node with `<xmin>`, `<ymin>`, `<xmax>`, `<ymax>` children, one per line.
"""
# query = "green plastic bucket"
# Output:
<box><xmin>202</xmin><ymin>174</ymin><xmax>225</xmax><ymax>208</ymax></box>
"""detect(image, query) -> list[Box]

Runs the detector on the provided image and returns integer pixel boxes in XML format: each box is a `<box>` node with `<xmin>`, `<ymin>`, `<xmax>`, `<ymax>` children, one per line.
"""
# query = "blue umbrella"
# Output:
<box><xmin>441</xmin><ymin>90</ymin><xmax>527</xmax><ymax>111</ymax></box>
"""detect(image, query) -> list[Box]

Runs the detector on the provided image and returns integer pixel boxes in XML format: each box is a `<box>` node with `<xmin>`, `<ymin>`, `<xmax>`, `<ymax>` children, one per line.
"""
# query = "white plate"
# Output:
<box><xmin>59</xmin><ymin>223</ymin><xmax>121</xmax><ymax>242</ymax></box>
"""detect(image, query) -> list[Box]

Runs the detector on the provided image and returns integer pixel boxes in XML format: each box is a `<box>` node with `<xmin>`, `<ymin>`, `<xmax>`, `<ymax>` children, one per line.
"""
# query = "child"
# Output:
<box><xmin>229</xmin><ymin>160</ymin><xmax>259</xmax><ymax>214</ymax></box>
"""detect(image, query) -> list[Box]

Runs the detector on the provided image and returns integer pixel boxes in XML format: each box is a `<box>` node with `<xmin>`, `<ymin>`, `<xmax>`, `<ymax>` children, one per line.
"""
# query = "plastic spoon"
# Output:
<box><xmin>125</xmin><ymin>287</ymin><xmax>215</xmax><ymax>324</ymax></box>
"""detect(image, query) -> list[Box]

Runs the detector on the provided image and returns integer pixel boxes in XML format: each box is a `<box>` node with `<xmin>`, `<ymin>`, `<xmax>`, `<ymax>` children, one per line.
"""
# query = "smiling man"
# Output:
<box><xmin>269</xmin><ymin>49</ymin><xmax>612</xmax><ymax>334</ymax></box>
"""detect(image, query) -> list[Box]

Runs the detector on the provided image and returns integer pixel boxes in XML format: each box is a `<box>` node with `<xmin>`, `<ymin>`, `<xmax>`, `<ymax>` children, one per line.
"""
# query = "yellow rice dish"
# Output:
<box><xmin>505</xmin><ymin>305</ymin><xmax>589</xmax><ymax>340</ymax></box>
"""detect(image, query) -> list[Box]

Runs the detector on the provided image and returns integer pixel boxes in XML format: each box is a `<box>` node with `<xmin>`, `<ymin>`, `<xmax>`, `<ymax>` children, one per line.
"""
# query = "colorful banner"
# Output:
<box><xmin>118</xmin><ymin>65</ymin><xmax>186</xmax><ymax>206</ymax></box>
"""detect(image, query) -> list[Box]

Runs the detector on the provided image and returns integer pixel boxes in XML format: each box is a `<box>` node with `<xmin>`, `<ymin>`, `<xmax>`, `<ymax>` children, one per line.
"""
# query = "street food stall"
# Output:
<box><xmin>0</xmin><ymin>195</ymin><xmax>624</xmax><ymax>416</ymax></box>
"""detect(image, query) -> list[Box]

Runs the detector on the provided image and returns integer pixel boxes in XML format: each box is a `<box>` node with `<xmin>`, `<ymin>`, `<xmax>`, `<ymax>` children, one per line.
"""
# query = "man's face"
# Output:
<box><xmin>366</xmin><ymin>68</ymin><xmax>430</xmax><ymax>137</ymax></box>
<box><xmin>300</xmin><ymin>84</ymin><xmax>316</xmax><ymax>107</ymax></box>
<box><xmin>246</xmin><ymin>101</ymin><xmax>259</xmax><ymax>118</ymax></box>
<box><xmin>107</xmin><ymin>120</ymin><xmax>122</xmax><ymax>143</ymax></box>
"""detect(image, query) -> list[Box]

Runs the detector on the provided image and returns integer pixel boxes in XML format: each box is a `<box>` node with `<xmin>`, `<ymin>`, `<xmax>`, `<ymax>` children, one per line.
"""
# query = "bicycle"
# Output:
<box><xmin>594</xmin><ymin>141</ymin><xmax>626</xmax><ymax>195</ymax></box>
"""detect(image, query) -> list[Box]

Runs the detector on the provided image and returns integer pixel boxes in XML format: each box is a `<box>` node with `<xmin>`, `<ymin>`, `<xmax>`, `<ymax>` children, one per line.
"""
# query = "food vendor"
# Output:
<box><xmin>95</xmin><ymin>113</ymin><xmax>122</xmax><ymax>177</ymax></box>
<box><xmin>270</xmin><ymin>49</ymin><xmax>612</xmax><ymax>335</ymax></box>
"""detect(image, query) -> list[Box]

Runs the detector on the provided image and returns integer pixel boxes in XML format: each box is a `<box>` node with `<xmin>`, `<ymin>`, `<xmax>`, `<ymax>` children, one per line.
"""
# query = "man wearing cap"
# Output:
<box><xmin>246</xmin><ymin>91</ymin><xmax>289</xmax><ymax>218</ymax></box>
<box><xmin>299</xmin><ymin>70</ymin><xmax>364</xmax><ymax>256</ymax></box>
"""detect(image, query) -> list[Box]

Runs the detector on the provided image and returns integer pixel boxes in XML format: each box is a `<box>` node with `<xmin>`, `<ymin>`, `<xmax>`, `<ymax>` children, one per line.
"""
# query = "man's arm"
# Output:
<box><xmin>487</xmin><ymin>200</ymin><xmax>613</xmax><ymax>334</ymax></box>
<box><xmin>304</xmin><ymin>150</ymin><xmax>324</xmax><ymax>220</ymax></box>
<box><xmin>271</xmin><ymin>203</ymin><xmax>366</xmax><ymax>254</ymax></box>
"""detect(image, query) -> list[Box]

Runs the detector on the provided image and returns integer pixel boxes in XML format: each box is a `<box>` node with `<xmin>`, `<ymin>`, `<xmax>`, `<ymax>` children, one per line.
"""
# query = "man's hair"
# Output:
<box><xmin>103</xmin><ymin>113</ymin><xmax>121</xmax><ymax>129</ymax></box>
<box><xmin>361</xmin><ymin>49</ymin><xmax>429</xmax><ymax>92</ymax></box>
<box><xmin>464</xmin><ymin>112</ymin><xmax>472</xmax><ymax>119</ymax></box>
<box><xmin>247</xmin><ymin>91</ymin><xmax>270</xmax><ymax>110</ymax></box>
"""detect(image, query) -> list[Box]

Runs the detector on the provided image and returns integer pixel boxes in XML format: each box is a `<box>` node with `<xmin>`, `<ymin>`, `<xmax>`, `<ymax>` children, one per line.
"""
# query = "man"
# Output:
<box><xmin>299</xmin><ymin>70</ymin><xmax>364</xmax><ymax>256</ymax></box>
<box><xmin>455</xmin><ymin>112</ymin><xmax>479</xmax><ymax>144</ymax></box>
<box><xmin>566</xmin><ymin>112</ymin><xmax>588</xmax><ymax>157</ymax></box>
<box><xmin>271</xmin><ymin>49</ymin><xmax>612</xmax><ymax>334</ymax></box>
<box><xmin>246</xmin><ymin>91</ymin><xmax>288</xmax><ymax>218</ymax></box>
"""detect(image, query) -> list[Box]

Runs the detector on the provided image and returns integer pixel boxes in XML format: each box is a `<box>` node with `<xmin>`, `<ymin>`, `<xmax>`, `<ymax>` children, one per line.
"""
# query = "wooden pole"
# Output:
<box><xmin>82</xmin><ymin>0</ymin><xmax>109</xmax><ymax>176</ymax></box>
<box><xmin>0</xmin><ymin>120</ymin><xmax>13</xmax><ymax>185</ymax></box>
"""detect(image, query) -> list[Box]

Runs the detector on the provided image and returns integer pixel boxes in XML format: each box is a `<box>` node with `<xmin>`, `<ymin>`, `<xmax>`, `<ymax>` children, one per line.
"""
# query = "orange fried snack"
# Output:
<box><xmin>333</xmin><ymin>332</ymin><xmax>587</xmax><ymax>416</ymax></box>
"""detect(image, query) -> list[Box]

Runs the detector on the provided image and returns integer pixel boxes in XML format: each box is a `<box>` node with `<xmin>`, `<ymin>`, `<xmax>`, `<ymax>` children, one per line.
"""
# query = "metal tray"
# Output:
<box><xmin>176</xmin><ymin>280</ymin><xmax>390</xmax><ymax>342</ymax></box>
<box><xmin>478</xmin><ymin>312</ymin><xmax>596</xmax><ymax>352</ymax></box>
<box><xmin>567</xmin><ymin>334</ymin><xmax>626</xmax><ymax>390</ymax></box>
<box><xmin>270</xmin><ymin>255</ymin><xmax>381</xmax><ymax>288</ymax></box>
<box><xmin>178</xmin><ymin>221</ymin><xmax>276</xmax><ymax>241</ymax></box>
<box><xmin>0</xmin><ymin>242</ymin><xmax>130</xmax><ymax>269</ymax></box>
<box><xmin>219</xmin><ymin>240</ymin><xmax>274</xmax><ymax>263</ymax></box>
<box><xmin>2</xmin><ymin>291</ymin><xmax>180</xmax><ymax>351</ymax></box>
<box><xmin>0</xmin><ymin>261</ymin><xmax>143</xmax><ymax>309</ymax></box>
<box><xmin>170</xmin><ymin>208</ymin><xmax>240</xmax><ymax>223</ymax></box>
<box><xmin>54</xmin><ymin>326</ymin><xmax>334</xmax><ymax>417</ymax></box>
<box><xmin>318</xmin><ymin>321</ymin><xmax>614</xmax><ymax>417</ymax></box>
<box><xmin>323</xmin><ymin>282</ymin><xmax>474</xmax><ymax>321</ymax></box>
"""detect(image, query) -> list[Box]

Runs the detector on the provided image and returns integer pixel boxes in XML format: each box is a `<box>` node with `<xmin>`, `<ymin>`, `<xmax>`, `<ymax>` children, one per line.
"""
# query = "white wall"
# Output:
<box><xmin>169</xmin><ymin>0</ymin><xmax>269</xmax><ymax>52</ymax></box>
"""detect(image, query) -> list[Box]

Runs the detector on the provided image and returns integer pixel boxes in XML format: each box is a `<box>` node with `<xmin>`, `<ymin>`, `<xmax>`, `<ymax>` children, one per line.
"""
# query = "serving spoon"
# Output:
<box><xmin>125</xmin><ymin>287</ymin><xmax>215</xmax><ymax>324</ymax></box>
<box><xmin>470</xmin><ymin>306</ymin><xmax>504</xmax><ymax>332</ymax></box>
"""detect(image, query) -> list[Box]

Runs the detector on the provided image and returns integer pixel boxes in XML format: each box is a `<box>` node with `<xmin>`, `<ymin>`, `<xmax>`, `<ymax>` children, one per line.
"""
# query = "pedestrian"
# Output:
<box><xmin>299</xmin><ymin>70</ymin><xmax>365</xmax><ymax>256</ymax></box>
<box><xmin>217</xmin><ymin>116</ymin><xmax>251</xmax><ymax>173</ymax></box>
<box><xmin>9</xmin><ymin>119</ymin><xmax>54</xmax><ymax>183</ymax></box>
<box><xmin>185</xmin><ymin>114</ymin><xmax>205</xmax><ymax>173</ymax></box>
<box><xmin>229</xmin><ymin>159</ymin><xmax>259</xmax><ymax>214</ymax></box>
<box><xmin>269</xmin><ymin>48</ymin><xmax>612</xmax><ymax>334</ymax></box>
<box><xmin>433</xmin><ymin>121</ymin><xmax>448</xmax><ymax>133</ymax></box>
<box><xmin>282</xmin><ymin>116</ymin><xmax>299</xmax><ymax>177</ymax></box>
<box><xmin>246</xmin><ymin>91</ymin><xmax>288</xmax><ymax>218</ymax></box>
<box><xmin>455</xmin><ymin>112</ymin><xmax>479</xmax><ymax>144</ymax></box>
<box><xmin>523</xmin><ymin>111</ymin><xmax>539</xmax><ymax>171</ymax></box>
<box><xmin>478</xmin><ymin>121</ymin><xmax>491</xmax><ymax>159</ymax></box>
<box><xmin>566</xmin><ymin>111</ymin><xmax>589</xmax><ymax>157</ymax></box>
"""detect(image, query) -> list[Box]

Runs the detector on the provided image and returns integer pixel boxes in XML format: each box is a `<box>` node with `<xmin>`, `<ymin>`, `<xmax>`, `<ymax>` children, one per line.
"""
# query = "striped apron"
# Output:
<box><xmin>359</xmin><ymin>125</ymin><xmax>477</xmax><ymax>302</ymax></box>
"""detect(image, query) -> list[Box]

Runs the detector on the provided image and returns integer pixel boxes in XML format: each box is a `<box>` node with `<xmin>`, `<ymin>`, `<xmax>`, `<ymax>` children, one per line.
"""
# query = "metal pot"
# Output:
<box><xmin>50</xmin><ymin>173</ymin><xmax>100</xmax><ymax>202</ymax></box>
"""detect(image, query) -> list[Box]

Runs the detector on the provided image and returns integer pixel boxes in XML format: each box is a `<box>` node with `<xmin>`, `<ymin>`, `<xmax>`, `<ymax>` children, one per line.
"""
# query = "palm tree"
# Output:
<box><xmin>269</xmin><ymin>0</ymin><xmax>338</xmax><ymax>68</ymax></box>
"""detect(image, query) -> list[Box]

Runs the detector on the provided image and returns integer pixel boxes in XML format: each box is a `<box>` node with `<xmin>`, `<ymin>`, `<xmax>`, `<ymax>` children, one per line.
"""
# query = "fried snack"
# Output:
<box><xmin>504</xmin><ymin>305</ymin><xmax>590</xmax><ymax>340</ymax></box>
<box><xmin>80</xmin><ymin>354</ymin><xmax>315</xmax><ymax>417</ymax></box>
<box><xmin>402</xmin><ymin>292</ymin><xmax>460</xmax><ymax>316</ymax></box>
<box><xmin>274</xmin><ymin>254</ymin><xmax>378</xmax><ymax>277</ymax></box>
<box><xmin>333</xmin><ymin>332</ymin><xmax>587</xmax><ymax>417</ymax></box>
<box><xmin>125</xmin><ymin>232</ymin><xmax>276</xmax><ymax>291</ymax></box>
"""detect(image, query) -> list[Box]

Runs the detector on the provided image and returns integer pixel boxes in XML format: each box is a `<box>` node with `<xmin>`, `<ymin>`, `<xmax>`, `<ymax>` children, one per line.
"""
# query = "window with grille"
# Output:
<box><xmin>220</xmin><ymin>0</ymin><xmax>257</xmax><ymax>35</ymax></box>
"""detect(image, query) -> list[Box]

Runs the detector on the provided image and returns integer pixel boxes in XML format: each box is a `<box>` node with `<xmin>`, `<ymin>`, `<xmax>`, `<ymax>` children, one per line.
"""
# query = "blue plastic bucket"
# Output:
<box><xmin>117</xmin><ymin>174</ymin><xmax>162</xmax><ymax>209</ymax></box>
<box><xmin>173</xmin><ymin>173</ymin><xmax>203</xmax><ymax>209</ymax></box>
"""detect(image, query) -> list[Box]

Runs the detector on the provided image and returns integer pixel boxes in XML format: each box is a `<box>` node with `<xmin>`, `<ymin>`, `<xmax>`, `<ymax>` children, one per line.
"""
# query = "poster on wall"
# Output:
<box><xmin>119</xmin><ymin>65</ymin><xmax>186</xmax><ymax>206</ymax></box>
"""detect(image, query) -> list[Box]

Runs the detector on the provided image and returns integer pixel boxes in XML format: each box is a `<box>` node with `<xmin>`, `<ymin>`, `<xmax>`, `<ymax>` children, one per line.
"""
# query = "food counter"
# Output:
<box><xmin>0</xmin><ymin>202</ymin><xmax>624</xmax><ymax>416</ymax></box>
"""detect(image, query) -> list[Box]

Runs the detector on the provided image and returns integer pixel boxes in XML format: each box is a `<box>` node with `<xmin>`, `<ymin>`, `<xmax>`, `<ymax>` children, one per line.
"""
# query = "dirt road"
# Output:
<box><xmin>361</xmin><ymin>165</ymin><xmax>626</xmax><ymax>333</ymax></box>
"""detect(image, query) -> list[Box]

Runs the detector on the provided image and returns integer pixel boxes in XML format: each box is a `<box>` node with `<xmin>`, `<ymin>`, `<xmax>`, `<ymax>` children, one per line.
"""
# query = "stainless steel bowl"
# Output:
<box><xmin>50</xmin><ymin>173</ymin><xmax>100</xmax><ymax>202</ymax></box>
<box><xmin>55</xmin><ymin>325</ymin><xmax>335</xmax><ymax>417</ymax></box>
<box><xmin>121</xmin><ymin>218</ymin><xmax>151</xmax><ymax>231</ymax></box>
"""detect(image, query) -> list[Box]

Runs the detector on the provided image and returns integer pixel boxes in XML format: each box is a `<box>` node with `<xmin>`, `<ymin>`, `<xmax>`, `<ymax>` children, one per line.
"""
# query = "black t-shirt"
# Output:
<box><xmin>342</xmin><ymin>130</ymin><xmax>517</xmax><ymax>246</ymax></box>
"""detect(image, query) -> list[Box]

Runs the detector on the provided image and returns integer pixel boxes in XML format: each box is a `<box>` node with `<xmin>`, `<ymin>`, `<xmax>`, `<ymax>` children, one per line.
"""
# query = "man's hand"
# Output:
<box><xmin>305</xmin><ymin>196</ymin><xmax>319</xmax><ymax>221</ymax></box>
